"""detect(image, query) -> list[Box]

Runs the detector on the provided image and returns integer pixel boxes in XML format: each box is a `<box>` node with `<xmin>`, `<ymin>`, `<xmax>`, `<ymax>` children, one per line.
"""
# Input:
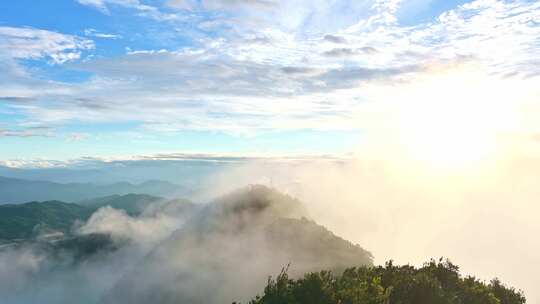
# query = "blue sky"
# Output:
<box><xmin>1</xmin><ymin>0</ymin><xmax>539</xmax><ymax>163</ymax></box>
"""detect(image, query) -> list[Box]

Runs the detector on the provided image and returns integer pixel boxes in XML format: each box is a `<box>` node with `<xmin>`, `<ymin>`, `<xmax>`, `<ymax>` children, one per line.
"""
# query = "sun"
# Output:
<box><xmin>399</xmin><ymin>100</ymin><xmax>496</xmax><ymax>167</ymax></box>
<box><xmin>394</xmin><ymin>66</ymin><xmax>515</xmax><ymax>169</ymax></box>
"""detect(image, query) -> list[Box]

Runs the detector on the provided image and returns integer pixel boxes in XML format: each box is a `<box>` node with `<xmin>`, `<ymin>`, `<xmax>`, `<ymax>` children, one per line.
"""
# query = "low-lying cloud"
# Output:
<box><xmin>0</xmin><ymin>185</ymin><xmax>373</xmax><ymax>304</ymax></box>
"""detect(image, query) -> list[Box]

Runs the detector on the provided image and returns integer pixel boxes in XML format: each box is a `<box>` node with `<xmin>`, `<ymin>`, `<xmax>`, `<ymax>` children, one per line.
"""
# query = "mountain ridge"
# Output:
<box><xmin>0</xmin><ymin>176</ymin><xmax>183</xmax><ymax>204</ymax></box>
<box><xmin>103</xmin><ymin>185</ymin><xmax>373</xmax><ymax>304</ymax></box>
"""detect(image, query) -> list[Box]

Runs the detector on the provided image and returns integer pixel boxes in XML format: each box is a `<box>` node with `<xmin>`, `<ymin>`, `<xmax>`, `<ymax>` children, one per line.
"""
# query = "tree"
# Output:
<box><xmin>247</xmin><ymin>259</ymin><xmax>525</xmax><ymax>304</ymax></box>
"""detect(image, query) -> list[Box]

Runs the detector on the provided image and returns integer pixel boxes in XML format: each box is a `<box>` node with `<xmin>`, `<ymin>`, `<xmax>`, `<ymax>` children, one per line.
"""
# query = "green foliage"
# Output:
<box><xmin>249</xmin><ymin>259</ymin><xmax>525</xmax><ymax>304</ymax></box>
<box><xmin>490</xmin><ymin>278</ymin><xmax>527</xmax><ymax>304</ymax></box>
<box><xmin>0</xmin><ymin>201</ymin><xmax>93</xmax><ymax>241</ymax></box>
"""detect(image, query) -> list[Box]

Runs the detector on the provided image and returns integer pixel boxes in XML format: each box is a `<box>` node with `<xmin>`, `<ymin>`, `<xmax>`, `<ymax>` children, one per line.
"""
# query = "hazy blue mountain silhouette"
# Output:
<box><xmin>0</xmin><ymin>176</ymin><xmax>182</xmax><ymax>204</ymax></box>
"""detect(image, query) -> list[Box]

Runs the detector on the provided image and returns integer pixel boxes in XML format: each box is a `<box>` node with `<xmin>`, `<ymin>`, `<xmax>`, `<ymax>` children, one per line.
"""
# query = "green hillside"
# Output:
<box><xmin>0</xmin><ymin>201</ymin><xmax>92</xmax><ymax>241</ymax></box>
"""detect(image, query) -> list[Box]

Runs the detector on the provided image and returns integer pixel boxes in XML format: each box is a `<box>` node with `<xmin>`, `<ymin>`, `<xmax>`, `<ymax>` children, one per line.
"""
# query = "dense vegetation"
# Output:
<box><xmin>249</xmin><ymin>259</ymin><xmax>525</xmax><ymax>304</ymax></box>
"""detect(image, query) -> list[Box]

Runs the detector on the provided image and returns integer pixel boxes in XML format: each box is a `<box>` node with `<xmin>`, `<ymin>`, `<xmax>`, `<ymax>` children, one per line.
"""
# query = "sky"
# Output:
<box><xmin>0</xmin><ymin>0</ymin><xmax>540</xmax><ymax>162</ymax></box>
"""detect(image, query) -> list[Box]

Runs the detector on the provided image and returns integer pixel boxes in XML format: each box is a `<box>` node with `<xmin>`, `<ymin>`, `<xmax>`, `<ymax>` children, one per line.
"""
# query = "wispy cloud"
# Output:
<box><xmin>0</xmin><ymin>26</ymin><xmax>94</xmax><ymax>64</ymax></box>
<box><xmin>0</xmin><ymin>127</ymin><xmax>54</xmax><ymax>138</ymax></box>
<box><xmin>84</xmin><ymin>28</ymin><xmax>122</xmax><ymax>39</ymax></box>
<box><xmin>0</xmin><ymin>152</ymin><xmax>348</xmax><ymax>169</ymax></box>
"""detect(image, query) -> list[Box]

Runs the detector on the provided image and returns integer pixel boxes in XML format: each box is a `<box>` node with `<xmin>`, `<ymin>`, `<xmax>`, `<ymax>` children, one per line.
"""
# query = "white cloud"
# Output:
<box><xmin>77</xmin><ymin>0</ymin><xmax>108</xmax><ymax>12</ymax></box>
<box><xmin>0</xmin><ymin>128</ymin><xmax>53</xmax><ymax>138</ymax></box>
<box><xmin>0</xmin><ymin>27</ymin><xmax>94</xmax><ymax>64</ymax></box>
<box><xmin>84</xmin><ymin>28</ymin><xmax>122</xmax><ymax>39</ymax></box>
<box><xmin>0</xmin><ymin>153</ymin><xmax>348</xmax><ymax>169</ymax></box>
<box><xmin>78</xmin><ymin>206</ymin><xmax>179</xmax><ymax>244</ymax></box>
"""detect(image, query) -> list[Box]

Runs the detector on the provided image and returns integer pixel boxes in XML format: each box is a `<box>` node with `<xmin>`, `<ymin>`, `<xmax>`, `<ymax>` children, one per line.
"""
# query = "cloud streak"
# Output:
<box><xmin>77</xmin><ymin>0</ymin><xmax>180</xmax><ymax>21</ymax></box>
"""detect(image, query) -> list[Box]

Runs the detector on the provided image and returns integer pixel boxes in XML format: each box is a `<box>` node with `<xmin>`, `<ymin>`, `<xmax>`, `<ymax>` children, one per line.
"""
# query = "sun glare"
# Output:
<box><xmin>395</xmin><ymin>67</ymin><xmax>515</xmax><ymax>169</ymax></box>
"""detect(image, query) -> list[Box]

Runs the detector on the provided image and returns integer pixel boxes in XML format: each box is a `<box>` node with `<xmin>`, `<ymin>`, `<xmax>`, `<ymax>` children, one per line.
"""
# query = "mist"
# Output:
<box><xmin>0</xmin><ymin>201</ymin><xmax>188</xmax><ymax>304</ymax></box>
<box><xmin>196</xmin><ymin>140</ymin><xmax>540</xmax><ymax>303</ymax></box>
<box><xmin>0</xmin><ymin>182</ymin><xmax>371</xmax><ymax>304</ymax></box>
<box><xmin>1</xmin><ymin>142</ymin><xmax>538</xmax><ymax>303</ymax></box>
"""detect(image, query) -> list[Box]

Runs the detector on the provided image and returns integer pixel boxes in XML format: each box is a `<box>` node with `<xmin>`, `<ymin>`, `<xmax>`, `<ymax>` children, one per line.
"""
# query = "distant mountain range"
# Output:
<box><xmin>79</xmin><ymin>193</ymin><xmax>164</xmax><ymax>216</ymax></box>
<box><xmin>0</xmin><ymin>176</ymin><xmax>184</xmax><ymax>204</ymax></box>
<box><xmin>0</xmin><ymin>160</ymin><xmax>229</xmax><ymax>185</ymax></box>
